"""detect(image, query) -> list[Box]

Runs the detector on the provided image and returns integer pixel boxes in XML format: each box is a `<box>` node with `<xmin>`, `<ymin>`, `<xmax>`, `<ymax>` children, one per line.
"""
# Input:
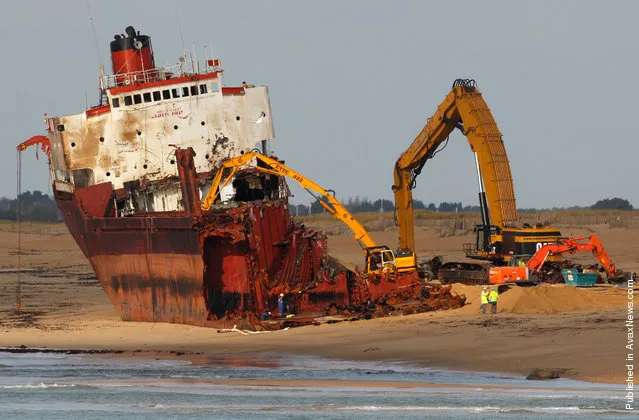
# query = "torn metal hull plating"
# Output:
<box><xmin>55</xmin><ymin>182</ymin><xmax>355</xmax><ymax>327</ymax></box>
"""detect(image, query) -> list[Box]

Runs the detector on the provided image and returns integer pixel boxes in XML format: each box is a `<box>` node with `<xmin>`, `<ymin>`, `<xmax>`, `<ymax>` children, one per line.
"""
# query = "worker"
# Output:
<box><xmin>488</xmin><ymin>287</ymin><xmax>499</xmax><ymax>314</ymax></box>
<box><xmin>260</xmin><ymin>311</ymin><xmax>272</xmax><ymax>321</ymax></box>
<box><xmin>480</xmin><ymin>287</ymin><xmax>489</xmax><ymax>314</ymax></box>
<box><xmin>278</xmin><ymin>293</ymin><xmax>285</xmax><ymax>317</ymax></box>
<box><xmin>517</xmin><ymin>259</ymin><xmax>526</xmax><ymax>267</ymax></box>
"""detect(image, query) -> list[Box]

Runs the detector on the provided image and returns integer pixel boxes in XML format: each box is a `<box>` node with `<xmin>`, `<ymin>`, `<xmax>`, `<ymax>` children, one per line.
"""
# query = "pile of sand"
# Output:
<box><xmin>451</xmin><ymin>283</ymin><xmax>628</xmax><ymax>314</ymax></box>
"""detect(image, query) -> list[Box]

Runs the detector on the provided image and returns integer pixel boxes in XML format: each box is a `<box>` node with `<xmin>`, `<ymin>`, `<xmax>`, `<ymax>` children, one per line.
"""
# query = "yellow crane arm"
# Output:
<box><xmin>201</xmin><ymin>151</ymin><xmax>377</xmax><ymax>249</ymax></box>
<box><xmin>392</xmin><ymin>79</ymin><xmax>518</xmax><ymax>251</ymax></box>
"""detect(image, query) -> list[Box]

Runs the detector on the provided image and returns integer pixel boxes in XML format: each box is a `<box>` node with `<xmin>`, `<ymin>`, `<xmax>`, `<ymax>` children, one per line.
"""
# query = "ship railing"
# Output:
<box><xmin>100</xmin><ymin>64</ymin><xmax>222</xmax><ymax>90</ymax></box>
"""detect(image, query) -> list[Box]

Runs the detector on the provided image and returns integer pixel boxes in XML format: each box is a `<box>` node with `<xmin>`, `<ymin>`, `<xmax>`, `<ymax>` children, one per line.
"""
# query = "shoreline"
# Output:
<box><xmin>0</xmin><ymin>344</ymin><xmax>620</xmax><ymax>390</ymax></box>
<box><xmin>0</xmin><ymin>306</ymin><xmax>628</xmax><ymax>385</ymax></box>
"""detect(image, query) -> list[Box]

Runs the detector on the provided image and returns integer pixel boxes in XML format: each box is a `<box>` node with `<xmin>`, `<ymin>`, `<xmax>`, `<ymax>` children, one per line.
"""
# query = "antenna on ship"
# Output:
<box><xmin>175</xmin><ymin>6</ymin><xmax>186</xmax><ymax>51</ymax></box>
<box><xmin>85</xmin><ymin>0</ymin><xmax>105</xmax><ymax>105</ymax></box>
<box><xmin>191</xmin><ymin>41</ymin><xmax>198</xmax><ymax>73</ymax></box>
<box><xmin>86</xmin><ymin>0</ymin><xmax>103</xmax><ymax>66</ymax></box>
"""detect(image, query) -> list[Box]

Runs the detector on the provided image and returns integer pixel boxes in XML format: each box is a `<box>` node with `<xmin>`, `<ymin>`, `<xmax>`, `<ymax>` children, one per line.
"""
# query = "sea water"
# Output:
<box><xmin>0</xmin><ymin>350</ymin><xmax>631</xmax><ymax>419</ymax></box>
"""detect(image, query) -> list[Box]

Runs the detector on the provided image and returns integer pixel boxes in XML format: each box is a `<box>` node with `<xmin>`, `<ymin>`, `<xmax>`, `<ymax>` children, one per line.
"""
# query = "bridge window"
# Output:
<box><xmin>124</xmin><ymin>95</ymin><xmax>133</xmax><ymax>106</ymax></box>
<box><xmin>133</xmin><ymin>94</ymin><xmax>142</xmax><ymax>104</ymax></box>
<box><xmin>190</xmin><ymin>85</ymin><xmax>199</xmax><ymax>96</ymax></box>
<box><xmin>200</xmin><ymin>84</ymin><xmax>208</xmax><ymax>94</ymax></box>
<box><xmin>162</xmin><ymin>89</ymin><xmax>171</xmax><ymax>100</ymax></box>
<box><xmin>210</xmin><ymin>83</ymin><xmax>219</xmax><ymax>93</ymax></box>
<box><xmin>143</xmin><ymin>92</ymin><xmax>152</xmax><ymax>103</ymax></box>
<box><xmin>153</xmin><ymin>91</ymin><xmax>161</xmax><ymax>101</ymax></box>
<box><xmin>171</xmin><ymin>88</ymin><xmax>180</xmax><ymax>98</ymax></box>
<box><xmin>112</xmin><ymin>97</ymin><xmax>120</xmax><ymax>108</ymax></box>
<box><xmin>182</xmin><ymin>86</ymin><xmax>190</xmax><ymax>97</ymax></box>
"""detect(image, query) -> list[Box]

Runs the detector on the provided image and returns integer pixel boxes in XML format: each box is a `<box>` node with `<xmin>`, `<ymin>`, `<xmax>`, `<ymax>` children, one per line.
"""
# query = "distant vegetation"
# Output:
<box><xmin>0</xmin><ymin>191</ymin><xmax>61</xmax><ymax>222</ymax></box>
<box><xmin>291</xmin><ymin>196</ymin><xmax>634</xmax><ymax>216</ymax></box>
<box><xmin>0</xmin><ymin>191</ymin><xmax>633</xmax><ymax>222</ymax></box>
<box><xmin>590</xmin><ymin>197</ymin><xmax>633</xmax><ymax>211</ymax></box>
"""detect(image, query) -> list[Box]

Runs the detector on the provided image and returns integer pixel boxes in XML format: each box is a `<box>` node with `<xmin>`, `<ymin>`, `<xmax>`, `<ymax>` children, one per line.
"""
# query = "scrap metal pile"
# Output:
<box><xmin>323</xmin><ymin>284</ymin><xmax>466</xmax><ymax>319</ymax></box>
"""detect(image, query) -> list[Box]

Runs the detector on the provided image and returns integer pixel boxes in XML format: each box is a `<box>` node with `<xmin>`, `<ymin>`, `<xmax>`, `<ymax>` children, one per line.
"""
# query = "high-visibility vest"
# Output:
<box><xmin>481</xmin><ymin>291</ymin><xmax>489</xmax><ymax>304</ymax></box>
<box><xmin>488</xmin><ymin>290</ymin><xmax>499</xmax><ymax>303</ymax></box>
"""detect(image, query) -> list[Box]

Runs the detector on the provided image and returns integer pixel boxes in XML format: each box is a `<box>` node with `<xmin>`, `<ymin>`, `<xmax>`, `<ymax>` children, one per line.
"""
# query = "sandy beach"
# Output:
<box><xmin>0</xmin><ymin>222</ymin><xmax>636</xmax><ymax>385</ymax></box>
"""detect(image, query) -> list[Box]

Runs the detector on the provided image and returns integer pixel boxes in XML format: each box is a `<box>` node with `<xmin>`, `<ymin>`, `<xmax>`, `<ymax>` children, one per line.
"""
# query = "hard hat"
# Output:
<box><xmin>279</xmin><ymin>293</ymin><xmax>284</xmax><ymax>297</ymax></box>
<box><xmin>482</xmin><ymin>287</ymin><xmax>487</xmax><ymax>290</ymax></box>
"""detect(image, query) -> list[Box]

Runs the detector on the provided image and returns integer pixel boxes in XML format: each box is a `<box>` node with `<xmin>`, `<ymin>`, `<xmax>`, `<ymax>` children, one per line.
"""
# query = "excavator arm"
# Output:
<box><xmin>526</xmin><ymin>243</ymin><xmax>573</xmax><ymax>275</ymax></box>
<box><xmin>527</xmin><ymin>235</ymin><xmax>619</xmax><ymax>279</ymax></box>
<box><xmin>587</xmin><ymin>235</ymin><xmax>619</xmax><ymax>277</ymax></box>
<box><xmin>201</xmin><ymin>151</ymin><xmax>377</xmax><ymax>249</ymax></box>
<box><xmin>392</xmin><ymin>79</ymin><xmax>517</xmax><ymax>251</ymax></box>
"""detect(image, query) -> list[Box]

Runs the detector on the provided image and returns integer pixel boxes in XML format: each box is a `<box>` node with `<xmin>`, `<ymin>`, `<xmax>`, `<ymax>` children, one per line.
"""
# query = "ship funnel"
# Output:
<box><xmin>110</xmin><ymin>26</ymin><xmax>156</xmax><ymax>85</ymax></box>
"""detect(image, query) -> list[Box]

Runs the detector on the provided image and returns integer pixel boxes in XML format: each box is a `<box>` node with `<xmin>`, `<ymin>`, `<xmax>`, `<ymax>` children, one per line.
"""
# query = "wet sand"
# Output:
<box><xmin>88</xmin><ymin>376</ymin><xmax>616</xmax><ymax>392</ymax></box>
<box><xmin>0</xmin><ymin>223</ymin><xmax>636</xmax><ymax>385</ymax></box>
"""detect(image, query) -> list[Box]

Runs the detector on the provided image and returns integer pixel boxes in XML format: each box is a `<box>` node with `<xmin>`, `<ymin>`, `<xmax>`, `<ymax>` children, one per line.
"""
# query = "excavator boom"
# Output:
<box><xmin>202</xmin><ymin>151</ymin><xmax>378</xmax><ymax>249</ymax></box>
<box><xmin>393</xmin><ymin>79</ymin><xmax>517</xmax><ymax>251</ymax></box>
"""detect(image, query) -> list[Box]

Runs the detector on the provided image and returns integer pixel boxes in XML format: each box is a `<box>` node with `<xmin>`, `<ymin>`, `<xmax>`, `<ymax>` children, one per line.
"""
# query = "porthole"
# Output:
<box><xmin>143</xmin><ymin>164</ymin><xmax>148</xmax><ymax>169</ymax></box>
<box><xmin>137</xmin><ymin>131</ymin><xmax>142</xmax><ymax>136</ymax></box>
<box><xmin>71</xmin><ymin>142</ymin><xmax>76</xmax><ymax>147</ymax></box>
<box><xmin>106</xmin><ymin>172</ymin><xmax>111</xmax><ymax>177</ymax></box>
<box><xmin>174</xmin><ymin>125</ymin><xmax>178</xmax><ymax>130</ymax></box>
<box><xmin>236</xmin><ymin>116</ymin><xmax>240</xmax><ymax>121</ymax></box>
<box><xmin>99</xmin><ymin>137</ymin><xmax>104</xmax><ymax>143</ymax></box>
<box><xmin>170</xmin><ymin>160</ymin><xmax>175</xmax><ymax>165</ymax></box>
<box><xmin>201</xmin><ymin>121</ymin><xmax>205</xmax><ymax>126</ymax></box>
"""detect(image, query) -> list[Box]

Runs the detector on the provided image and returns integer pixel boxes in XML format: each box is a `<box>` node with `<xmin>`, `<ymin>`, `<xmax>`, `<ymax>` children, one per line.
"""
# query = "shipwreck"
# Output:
<box><xmin>18</xmin><ymin>26</ymin><xmax>464</xmax><ymax>328</ymax></box>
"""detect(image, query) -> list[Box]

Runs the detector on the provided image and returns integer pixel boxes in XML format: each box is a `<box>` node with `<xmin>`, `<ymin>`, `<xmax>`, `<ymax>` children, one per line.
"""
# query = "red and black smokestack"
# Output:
<box><xmin>110</xmin><ymin>26</ymin><xmax>155</xmax><ymax>84</ymax></box>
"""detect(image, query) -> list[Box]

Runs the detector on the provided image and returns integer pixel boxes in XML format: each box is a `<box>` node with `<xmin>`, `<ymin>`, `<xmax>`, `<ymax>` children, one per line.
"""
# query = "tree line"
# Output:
<box><xmin>0</xmin><ymin>191</ymin><xmax>61</xmax><ymax>222</ymax></box>
<box><xmin>0</xmin><ymin>191</ymin><xmax>633</xmax><ymax>222</ymax></box>
<box><xmin>291</xmin><ymin>196</ymin><xmax>634</xmax><ymax>216</ymax></box>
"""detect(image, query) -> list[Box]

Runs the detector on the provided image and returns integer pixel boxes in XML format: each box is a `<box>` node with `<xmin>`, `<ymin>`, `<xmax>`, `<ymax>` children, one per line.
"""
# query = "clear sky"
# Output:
<box><xmin>1</xmin><ymin>0</ymin><xmax>637</xmax><ymax>209</ymax></box>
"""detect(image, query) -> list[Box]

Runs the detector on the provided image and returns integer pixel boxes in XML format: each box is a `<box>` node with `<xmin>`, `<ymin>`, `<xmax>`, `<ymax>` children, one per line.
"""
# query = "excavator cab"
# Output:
<box><xmin>508</xmin><ymin>254</ymin><xmax>532</xmax><ymax>267</ymax></box>
<box><xmin>365</xmin><ymin>246</ymin><xmax>397</xmax><ymax>273</ymax></box>
<box><xmin>465</xmin><ymin>224</ymin><xmax>502</xmax><ymax>260</ymax></box>
<box><xmin>364</xmin><ymin>246</ymin><xmax>418</xmax><ymax>275</ymax></box>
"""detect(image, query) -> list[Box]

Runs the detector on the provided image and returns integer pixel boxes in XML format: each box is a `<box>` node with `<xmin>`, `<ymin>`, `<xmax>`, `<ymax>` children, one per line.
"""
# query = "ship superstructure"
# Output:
<box><xmin>50</xmin><ymin>26</ymin><xmax>273</xmax><ymax>214</ymax></box>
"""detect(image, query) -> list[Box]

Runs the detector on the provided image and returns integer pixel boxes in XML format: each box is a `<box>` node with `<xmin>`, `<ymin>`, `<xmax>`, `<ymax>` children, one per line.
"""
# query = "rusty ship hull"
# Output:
<box><xmin>55</xmin><ymin>176</ymin><xmax>354</xmax><ymax>327</ymax></box>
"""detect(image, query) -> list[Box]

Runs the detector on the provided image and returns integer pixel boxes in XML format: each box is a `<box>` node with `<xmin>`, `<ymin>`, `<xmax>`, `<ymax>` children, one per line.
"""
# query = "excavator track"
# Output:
<box><xmin>437</xmin><ymin>261</ymin><xmax>491</xmax><ymax>285</ymax></box>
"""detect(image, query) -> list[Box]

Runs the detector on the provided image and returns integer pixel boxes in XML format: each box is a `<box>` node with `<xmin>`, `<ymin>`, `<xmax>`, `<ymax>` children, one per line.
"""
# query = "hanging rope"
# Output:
<box><xmin>16</xmin><ymin>150</ymin><xmax>22</xmax><ymax>312</ymax></box>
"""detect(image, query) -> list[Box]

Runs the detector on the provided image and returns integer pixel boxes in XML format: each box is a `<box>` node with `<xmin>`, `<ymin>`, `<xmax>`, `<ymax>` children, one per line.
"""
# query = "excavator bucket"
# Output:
<box><xmin>609</xmin><ymin>270</ymin><xmax>636</xmax><ymax>284</ymax></box>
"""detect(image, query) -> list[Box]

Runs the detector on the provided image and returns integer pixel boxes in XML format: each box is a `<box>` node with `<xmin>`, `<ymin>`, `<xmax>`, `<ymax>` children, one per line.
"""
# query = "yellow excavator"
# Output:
<box><xmin>202</xmin><ymin>151</ymin><xmax>417</xmax><ymax>275</ymax></box>
<box><xmin>392</xmin><ymin>79</ymin><xmax>562</xmax><ymax>282</ymax></box>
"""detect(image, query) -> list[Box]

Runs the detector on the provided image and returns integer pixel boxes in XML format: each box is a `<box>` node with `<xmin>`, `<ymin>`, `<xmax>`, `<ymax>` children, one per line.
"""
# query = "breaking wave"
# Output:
<box><xmin>336</xmin><ymin>405</ymin><xmax>626</xmax><ymax>414</ymax></box>
<box><xmin>0</xmin><ymin>382</ymin><xmax>80</xmax><ymax>390</ymax></box>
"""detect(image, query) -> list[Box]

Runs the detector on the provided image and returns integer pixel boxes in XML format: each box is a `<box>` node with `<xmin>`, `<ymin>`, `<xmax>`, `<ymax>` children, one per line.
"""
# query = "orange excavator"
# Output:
<box><xmin>489</xmin><ymin>235</ymin><xmax>632</xmax><ymax>284</ymax></box>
